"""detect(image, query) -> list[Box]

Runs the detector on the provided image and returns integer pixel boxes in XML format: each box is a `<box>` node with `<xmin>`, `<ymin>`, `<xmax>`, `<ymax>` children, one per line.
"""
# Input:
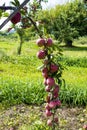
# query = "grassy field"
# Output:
<box><xmin>0</xmin><ymin>35</ymin><xmax>87</xmax><ymax>108</ymax></box>
<box><xmin>0</xmin><ymin>35</ymin><xmax>87</xmax><ymax>130</ymax></box>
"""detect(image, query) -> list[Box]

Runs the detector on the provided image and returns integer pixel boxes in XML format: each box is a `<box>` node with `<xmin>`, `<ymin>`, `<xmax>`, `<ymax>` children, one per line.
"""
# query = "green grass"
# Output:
<box><xmin>63</xmin><ymin>67</ymin><xmax>87</xmax><ymax>88</ymax></box>
<box><xmin>0</xmin><ymin>35</ymin><xmax>87</xmax><ymax>107</ymax></box>
<box><xmin>60</xmin><ymin>67</ymin><xmax>87</xmax><ymax>106</ymax></box>
<box><xmin>0</xmin><ymin>76</ymin><xmax>45</xmax><ymax>107</ymax></box>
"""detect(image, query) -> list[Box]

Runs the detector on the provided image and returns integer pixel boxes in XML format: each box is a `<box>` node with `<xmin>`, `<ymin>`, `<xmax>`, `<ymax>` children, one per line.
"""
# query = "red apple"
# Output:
<box><xmin>53</xmin><ymin>85</ymin><xmax>59</xmax><ymax>95</ymax></box>
<box><xmin>42</xmin><ymin>67</ymin><xmax>48</xmax><ymax>78</ymax></box>
<box><xmin>45</xmin><ymin>103</ymin><xmax>50</xmax><ymax>110</ymax></box>
<box><xmin>83</xmin><ymin>125</ymin><xmax>87</xmax><ymax>130</ymax></box>
<box><xmin>54</xmin><ymin>117</ymin><xmax>58</xmax><ymax>123</ymax></box>
<box><xmin>55</xmin><ymin>100</ymin><xmax>61</xmax><ymax>106</ymax></box>
<box><xmin>47</xmin><ymin>38</ymin><xmax>53</xmax><ymax>47</ymax></box>
<box><xmin>49</xmin><ymin>101</ymin><xmax>56</xmax><ymax>109</ymax></box>
<box><xmin>42</xmin><ymin>73</ymin><xmax>48</xmax><ymax>78</ymax></box>
<box><xmin>37</xmin><ymin>50</ymin><xmax>46</xmax><ymax>59</ymax></box>
<box><xmin>10</xmin><ymin>128</ymin><xmax>14</xmax><ymax>130</ymax></box>
<box><xmin>45</xmin><ymin>86</ymin><xmax>51</xmax><ymax>92</ymax></box>
<box><xmin>36</xmin><ymin>38</ymin><xmax>45</xmax><ymax>47</ymax></box>
<box><xmin>45</xmin><ymin>109</ymin><xmax>52</xmax><ymax>116</ymax></box>
<box><xmin>47</xmin><ymin>119</ymin><xmax>52</xmax><ymax>126</ymax></box>
<box><xmin>42</xmin><ymin>67</ymin><xmax>48</xmax><ymax>73</ymax></box>
<box><xmin>46</xmin><ymin>77</ymin><xmax>55</xmax><ymax>87</ymax></box>
<box><xmin>50</xmin><ymin>64</ymin><xmax>58</xmax><ymax>73</ymax></box>
<box><xmin>53</xmin><ymin>93</ymin><xmax>58</xmax><ymax>99</ymax></box>
<box><xmin>11</xmin><ymin>12</ymin><xmax>21</xmax><ymax>24</ymax></box>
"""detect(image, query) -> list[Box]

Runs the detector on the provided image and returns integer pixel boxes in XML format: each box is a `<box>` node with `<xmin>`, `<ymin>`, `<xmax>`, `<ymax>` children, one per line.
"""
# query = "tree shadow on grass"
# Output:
<box><xmin>60</xmin><ymin>45</ymin><xmax>87</xmax><ymax>51</ymax></box>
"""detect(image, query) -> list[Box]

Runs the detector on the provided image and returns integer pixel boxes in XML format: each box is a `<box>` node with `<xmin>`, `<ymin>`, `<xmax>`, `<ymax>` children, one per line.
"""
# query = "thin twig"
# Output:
<box><xmin>28</xmin><ymin>16</ymin><xmax>43</xmax><ymax>38</ymax></box>
<box><xmin>0</xmin><ymin>0</ymin><xmax>30</xmax><ymax>30</ymax></box>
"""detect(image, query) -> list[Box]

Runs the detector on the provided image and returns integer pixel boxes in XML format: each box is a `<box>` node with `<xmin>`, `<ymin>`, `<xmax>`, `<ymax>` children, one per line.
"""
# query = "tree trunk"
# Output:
<box><xmin>17</xmin><ymin>37</ymin><xmax>23</xmax><ymax>55</ymax></box>
<box><xmin>65</xmin><ymin>40</ymin><xmax>72</xmax><ymax>47</ymax></box>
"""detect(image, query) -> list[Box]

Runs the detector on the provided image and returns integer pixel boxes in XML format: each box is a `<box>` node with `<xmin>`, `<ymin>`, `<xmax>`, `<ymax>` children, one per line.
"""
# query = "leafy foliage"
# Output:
<box><xmin>38</xmin><ymin>0</ymin><xmax>87</xmax><ymax>46</ymax></box>
<box><xmin>9</xmin><ymin>0</ymin><xmax>48</xmax><ymax>54</ymax></box>
<box><xmin>0</xmin><ymin>10</ymin><xmax>3</xmax><ymax>18</ymax></box>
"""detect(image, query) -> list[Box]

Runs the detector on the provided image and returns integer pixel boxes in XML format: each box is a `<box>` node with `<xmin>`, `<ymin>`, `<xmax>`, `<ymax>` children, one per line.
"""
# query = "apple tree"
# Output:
<box><xmin>0</xmin><ymin>1</ymin><xmax>64</xmax><ymax>129</ymax></box>
<box><xmin>38</xmin><ymin>0</ymin><xmax>87</xmax><ymax>47</ymax></box>
<box><xmin>9</xmin><ymin>0</ymin><xmax>48</xmax><ymax>55</ymax></box>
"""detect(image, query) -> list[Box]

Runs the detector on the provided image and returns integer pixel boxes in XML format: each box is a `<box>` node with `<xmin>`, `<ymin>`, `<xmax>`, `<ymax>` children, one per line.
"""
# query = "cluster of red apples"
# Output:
<box><xmin>36</xmin><ymin>38</ymin><xmax>61</xmax><ymax>127</ymax></box>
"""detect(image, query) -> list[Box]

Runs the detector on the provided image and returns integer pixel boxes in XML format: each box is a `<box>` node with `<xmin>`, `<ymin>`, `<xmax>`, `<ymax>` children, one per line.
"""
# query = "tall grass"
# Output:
<box><xmin>0</xmin><ymin>76</ymin><xmax>45</xmax><ymax>107</ymax></box>
<box><xmin>57</xmin><ymin>56</ymin><xmax>87</xmax><ymax>67</ymax></box>
<box><xmin>61</xmin><ymin>67</ymin><xmax>87</xmax><ymax>106</ymax></box>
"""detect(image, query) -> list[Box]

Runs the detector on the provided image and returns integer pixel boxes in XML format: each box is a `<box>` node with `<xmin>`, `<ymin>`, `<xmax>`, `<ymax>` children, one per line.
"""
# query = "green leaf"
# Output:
<box><xmin>37</xmin><ymin>65</ymin><xmax>44</xmax><ymax>71</ymax></box>
<box><xmin>10</xmin><ymin>0</ymin><xmax>20</xmax><ymax>7</ymax></box>
<box><xmin>3</xmin><ymin>12</ymin><xmax>9</xmax><ymax>17</ymax></box>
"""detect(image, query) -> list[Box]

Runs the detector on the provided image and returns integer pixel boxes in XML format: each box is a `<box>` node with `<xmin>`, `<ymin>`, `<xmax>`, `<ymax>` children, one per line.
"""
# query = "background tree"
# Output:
<box><xmin>10</xmin><ymin>0</ymin><xmax>48</xmax><ymax>55</ymax></box>
<box><xmin>38</xmin><ymin>0</ymin><xmax>87</xmax><ymax>47</ymax></box>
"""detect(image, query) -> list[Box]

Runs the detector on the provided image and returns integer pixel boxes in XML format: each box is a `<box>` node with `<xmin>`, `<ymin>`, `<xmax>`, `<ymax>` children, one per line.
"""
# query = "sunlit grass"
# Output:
<box><xmin>62</xmin><ymin>45</ymin><xmax>87</xmax><ymax>58</ymax></box>
<box><xmin>62</xmin><ymin>66</ymin><xmax>87</xmax><ymax>89</ymax></box>
<box><xmin>0</xmin><ymin>36</ymin><xmax>87</xmax><ymax>106</ymax></box>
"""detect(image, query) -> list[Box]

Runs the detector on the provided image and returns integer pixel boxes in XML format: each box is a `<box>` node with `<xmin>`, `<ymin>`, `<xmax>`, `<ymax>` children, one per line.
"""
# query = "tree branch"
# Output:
<box><xmin>28</xmin><ymin>16</ymin><xmax>43</xmax><ymax>38</ymax></box>
<box><xmin>0</xmin><ymin>0</ymin><xmax>30</xmax><ymax>30</ymax></box>
<box><xmin>0</xmin><ymin>6</ymin><xmax>16</xmax><ymax>10</ymax></box>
